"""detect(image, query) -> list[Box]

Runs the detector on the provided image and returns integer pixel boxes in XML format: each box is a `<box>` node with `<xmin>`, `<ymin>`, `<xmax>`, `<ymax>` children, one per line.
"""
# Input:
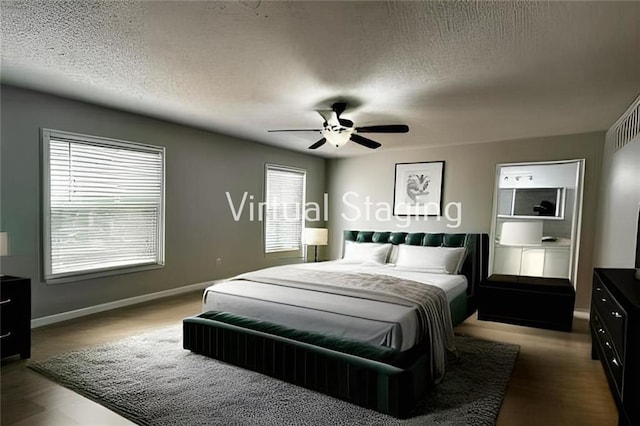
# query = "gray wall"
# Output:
<box><xmin>326</xmin><ymin>132</ymin><xmax>604</xmax><ymax>309</ymax></box>
<box><xmin>0</xmin><ymin>85</ymin><xmax>326</xmax><ymax>319</ymax></box>
<box><xmin>594</xmin><ymin>136</ymin><xmax>640</xmax><ymax>267</ymax></box>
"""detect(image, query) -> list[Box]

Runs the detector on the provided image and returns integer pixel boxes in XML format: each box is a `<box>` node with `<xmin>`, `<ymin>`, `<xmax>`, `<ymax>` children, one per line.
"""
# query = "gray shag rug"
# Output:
<box><xmin>29</xmin><ymin>325</ymin><xmax>518</xmax><ymax>426</ymax></box>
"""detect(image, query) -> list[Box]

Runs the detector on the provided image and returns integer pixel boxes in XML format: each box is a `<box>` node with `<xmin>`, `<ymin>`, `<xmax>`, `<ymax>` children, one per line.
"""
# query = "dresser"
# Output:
<box><xmin>591</xmin><ymin>269</ymin><xmax>640</xmax><ymax>426</ymax></box>
<box><xmin>0</xmin><ymin>275</ymin><xmax>31</xmax><ymax>359</ymax></box>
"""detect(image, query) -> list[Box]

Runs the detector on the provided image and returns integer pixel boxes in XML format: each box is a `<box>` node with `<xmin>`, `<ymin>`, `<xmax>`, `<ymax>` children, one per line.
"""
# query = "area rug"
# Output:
<box><xmin>29</xmin><ymin>325</ymin><xmax>518</xmax><ymax>425</ymax></box>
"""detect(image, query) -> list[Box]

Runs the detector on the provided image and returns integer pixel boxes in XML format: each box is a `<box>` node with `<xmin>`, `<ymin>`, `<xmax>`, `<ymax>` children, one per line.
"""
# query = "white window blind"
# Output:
<box><xmin>42</xmin><ymin>129</ymin><xmax>165</xmax><ymax>281</ymax></box>
<box><xmin>264</xmin><ymin>164</ymin><xmax>306</xmax><ymax>254</ymax></box>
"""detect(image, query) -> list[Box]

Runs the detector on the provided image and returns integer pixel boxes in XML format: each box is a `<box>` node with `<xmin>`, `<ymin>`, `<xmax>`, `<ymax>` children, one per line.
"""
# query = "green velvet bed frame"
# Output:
<box><xmin>183</xmin><ymin>232</ymin><xmax>488</xmax><ymax>418</ymax></box>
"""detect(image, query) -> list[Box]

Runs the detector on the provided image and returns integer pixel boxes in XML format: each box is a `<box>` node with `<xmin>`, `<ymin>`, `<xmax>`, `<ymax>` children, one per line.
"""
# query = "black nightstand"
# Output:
<box><xmin>478</xmin><ymin>274</ymin><xmax>575</xmax><ymax>331</ymax></box>
<box><xmin>1</xmin><ymin>275</ymin><xmax>31</xmax><ymax>359</ymax></box>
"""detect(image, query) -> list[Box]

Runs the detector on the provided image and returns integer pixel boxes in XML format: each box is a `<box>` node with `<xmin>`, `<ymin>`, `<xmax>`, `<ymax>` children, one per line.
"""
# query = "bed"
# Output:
<box><xmin>184</xmin><ymin>231</ymin><xmax>488</xmax><ymax>417</ymax></box>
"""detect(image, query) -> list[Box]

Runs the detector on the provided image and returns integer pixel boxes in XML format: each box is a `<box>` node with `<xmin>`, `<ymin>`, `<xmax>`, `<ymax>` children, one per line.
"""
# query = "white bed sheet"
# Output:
<box><xmin>202</xmin><ymin>262</ymin><xmax>467</xmax><ymax>351</ymax></box>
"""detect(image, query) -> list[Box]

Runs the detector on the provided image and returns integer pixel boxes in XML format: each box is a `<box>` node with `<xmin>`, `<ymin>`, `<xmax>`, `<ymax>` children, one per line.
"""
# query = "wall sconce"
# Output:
<box><xmin>503</xmin><ymin>175</ymin><xmax>533</xmax><ymax>182</ymax></box>
<box><xmin>303</xmin><ymin>228</ymin><xmax>328</xmax><ymax>262</ymax></box>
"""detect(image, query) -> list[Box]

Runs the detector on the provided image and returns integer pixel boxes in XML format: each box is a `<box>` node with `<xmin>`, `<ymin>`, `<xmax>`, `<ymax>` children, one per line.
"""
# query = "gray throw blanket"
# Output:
<box><xmin>236</xmin><ymin>266</ymin><xmax>456</xmax><ymax>382</ymax></box>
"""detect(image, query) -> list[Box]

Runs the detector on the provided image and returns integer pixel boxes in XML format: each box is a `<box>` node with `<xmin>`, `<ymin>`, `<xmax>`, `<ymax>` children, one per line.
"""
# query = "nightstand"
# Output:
<box><xmin>478</xmin><ymin>274</ymin><xmax>575</xmax><ymax>331</ymax></box>
<box><xmin>1</xmin><ymin>275</ymin><xmax>31</xmax><ymax>359</ymax></box>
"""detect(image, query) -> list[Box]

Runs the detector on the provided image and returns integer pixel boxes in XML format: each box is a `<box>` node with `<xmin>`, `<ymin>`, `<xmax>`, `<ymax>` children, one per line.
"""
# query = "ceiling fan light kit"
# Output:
<box><xmin>323</xmin><ymin>129</ymin><xmax>352</xmax><ymax>148</ymax></box>
<box><xmin>268</xmin><ymin>102</ymin><xmax>409</xmax><ymax>150</ymax></box>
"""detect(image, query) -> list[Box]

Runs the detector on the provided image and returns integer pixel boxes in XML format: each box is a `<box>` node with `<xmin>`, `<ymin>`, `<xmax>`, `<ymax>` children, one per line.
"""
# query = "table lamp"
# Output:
<box><xmin>303</xmin><ymin>228</ymin><xmax>328</xmax><ymax>262</ymax></box>
<box><xmin>500</xmin><ymin>221</ymin><xmax>543</xmax><ymax>246</ymax></box>
<box><xmin>0</xmin><ymin>232</ymin><xmax>8</xmax><ymax>277</ymax></box>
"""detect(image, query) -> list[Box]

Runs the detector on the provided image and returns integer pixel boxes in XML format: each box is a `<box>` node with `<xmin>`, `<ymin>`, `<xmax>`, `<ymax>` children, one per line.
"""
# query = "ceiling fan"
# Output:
<box><xmin>268</xmin><ymin>102</ymin><xmax>409</xmax><ymax>150</ymax></box>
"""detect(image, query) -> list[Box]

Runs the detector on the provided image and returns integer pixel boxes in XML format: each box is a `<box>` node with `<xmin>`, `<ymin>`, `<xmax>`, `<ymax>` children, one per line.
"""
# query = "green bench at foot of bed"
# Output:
<box><xmin>183</xmin><ymin>311</ymin><xmax>432</xmax><ymax>418</ymax></box>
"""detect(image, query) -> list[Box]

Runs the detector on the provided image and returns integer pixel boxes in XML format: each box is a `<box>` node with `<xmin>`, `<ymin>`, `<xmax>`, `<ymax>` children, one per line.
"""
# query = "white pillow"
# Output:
<box><xmin>388</xmin><ymin>245</ymin><xmax>400</xmax><ymax>264</ymax></box>
<box><xmin>453</xmin><ymin>247</ymin><xmax>468</xmax><ymax>274</ymax></box>
<box><xmin>341</xmin><ymin>241</ymin><xmax>392</xmax><ymax>265</ymax></box>
<box><xmin>395</xmin><ymin>245</ymin><xmax>466</xmax><ymax>274</ymax></box>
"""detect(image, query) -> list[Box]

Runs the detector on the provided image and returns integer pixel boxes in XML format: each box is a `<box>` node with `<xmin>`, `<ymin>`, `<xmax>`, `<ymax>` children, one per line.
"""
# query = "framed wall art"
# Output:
<box><xmin>393</xmin><ymin>161</ymin><xmax>445</xmax><ymax>216</ymax></box>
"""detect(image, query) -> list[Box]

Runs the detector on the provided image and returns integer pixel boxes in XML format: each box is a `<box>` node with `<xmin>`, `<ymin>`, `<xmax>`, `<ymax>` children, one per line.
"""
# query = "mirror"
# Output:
<box><xmin>498</xmin><ymin>187</ymin><xmax>565</xmax><ymax>219</ymax></box>
<box><xmin>490</xmin><ymin>160</ymin><xmax>585</xmax><ymax>283</ymax></box>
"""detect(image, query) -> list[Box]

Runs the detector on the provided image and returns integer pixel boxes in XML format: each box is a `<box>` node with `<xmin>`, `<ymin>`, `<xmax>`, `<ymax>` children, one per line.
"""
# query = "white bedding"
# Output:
<box><xmin>202</xmin><ymin>261</ymin><xmax>467</xmax><ymax>354</ymax></box>
<box><xmin>309</xmin><ymin>261</ymin><xmax>469</xmax><ymax>302</ymax></box>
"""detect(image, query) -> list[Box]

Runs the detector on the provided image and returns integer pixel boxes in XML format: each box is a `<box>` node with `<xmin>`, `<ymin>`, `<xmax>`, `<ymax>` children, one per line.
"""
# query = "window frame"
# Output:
<box><xmin>41</xmin><ymin>128</ymin><xmax>166</xmax><ymax>284</ymax></box>
<box><xmin>263</xmin><ymin>163</ymin><xmax>306</xmax><ymax>259</ymax></box>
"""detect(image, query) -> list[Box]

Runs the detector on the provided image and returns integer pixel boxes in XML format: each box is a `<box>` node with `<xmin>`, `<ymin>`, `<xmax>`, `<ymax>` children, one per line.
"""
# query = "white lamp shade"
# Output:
<box><xmin>0</xmin><ymin>232</ymin><xmax>8</xmax><ymax>256</ymax></box>
<box><xmin>303</xmin><ymin>228</ymin><xmax>328</xmax><ymax>246</ymax></box>
<box><xmin>500</xmin><ymin>221</ymin><xmax>542</xmax><ymax>246</ymax></box>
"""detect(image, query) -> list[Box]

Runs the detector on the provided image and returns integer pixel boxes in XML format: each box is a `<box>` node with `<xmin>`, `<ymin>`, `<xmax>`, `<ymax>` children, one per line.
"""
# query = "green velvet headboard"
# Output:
<box><xmin>343</xmin><ymin>231</ymin><xmax>489</xmax><ymax>312</ymax></box>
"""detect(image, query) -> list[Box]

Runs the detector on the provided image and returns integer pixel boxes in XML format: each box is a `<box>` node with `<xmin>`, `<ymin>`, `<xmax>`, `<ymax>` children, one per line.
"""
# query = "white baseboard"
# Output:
<box><xmin>31</xmin><ymin>281</ymin><xmax>214</xmax><ymax>329</ymax></box>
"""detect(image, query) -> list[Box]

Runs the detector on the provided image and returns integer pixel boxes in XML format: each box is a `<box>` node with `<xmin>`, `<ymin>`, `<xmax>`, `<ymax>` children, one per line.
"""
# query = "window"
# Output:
<box><xmin>264</xmin><ymin>164</ymin><xmax>306</xmax><ymax>255</ymax></box>
<box><xmin>42</xmin><ymin>129</ymin><xmax>165</xmax><ymax>282</ymax></box>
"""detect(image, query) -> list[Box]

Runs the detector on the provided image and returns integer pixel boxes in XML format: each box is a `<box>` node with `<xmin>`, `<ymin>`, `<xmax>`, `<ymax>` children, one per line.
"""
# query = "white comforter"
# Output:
<box><xmin>203</xmin><ymin>261</ymin><xmax>467</xmax><ymax>381</ymax></box>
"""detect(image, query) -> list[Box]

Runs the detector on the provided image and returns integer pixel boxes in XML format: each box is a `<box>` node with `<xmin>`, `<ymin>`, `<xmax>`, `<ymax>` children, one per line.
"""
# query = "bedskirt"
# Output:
<box><xmin>183</xmin><ymin>312</ymin><xmax>431</xmax><ymax>418</ymax></box>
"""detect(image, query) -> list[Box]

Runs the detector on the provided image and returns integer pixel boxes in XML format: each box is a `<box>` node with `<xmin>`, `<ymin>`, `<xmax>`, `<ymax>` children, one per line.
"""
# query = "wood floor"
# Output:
<box><xmin>1</xmin><ymin>292</ymin><xmax>618</xmax><ymax>425</ymax></box>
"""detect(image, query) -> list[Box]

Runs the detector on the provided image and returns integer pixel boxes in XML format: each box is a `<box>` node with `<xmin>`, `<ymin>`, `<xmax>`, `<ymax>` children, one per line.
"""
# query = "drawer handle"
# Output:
<box><xmin>595</xmin><ymin>287</ymin><xmax>603</xmax><ymax>292</ymax></box>
<box><xmin>0</xmin><ymin>332</ymin><xmax>11</xmax><ymax>339</ymax></box>
<box><xmin>601</xmin><ymin>298</ymin><xmax>607</xmax><ymax>303</ymax></box>
<box><xmin>605</xmin><ymin>341</ymin><xmax>612</xmax><ymax>349</ymax></box>
<box><xmin>612</xmin><ymin>311</ymin><xmax>623</xmax><ymax>318</ymax></box>
<box><xmin>0</xmin><ymin>298</ymin><xmax>11</xmax><ymax>305</ymax></box>
<box><xmin>612</xmin><ymin>357</ymin><xmax>620</xmax><ymax>367</ymax></box>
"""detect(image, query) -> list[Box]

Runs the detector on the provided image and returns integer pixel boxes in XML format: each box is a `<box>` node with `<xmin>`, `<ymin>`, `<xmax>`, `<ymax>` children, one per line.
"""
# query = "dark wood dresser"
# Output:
<box><xmin>0</xmin><ymin>275</ymin><xmax>31</xmax><ymax>359</ymax></box>
<box><xmin>478</xmin><ymin>274</ymin><xmax>575</xmax><ymax>331</ymax></box>
<box><xmin>591</xmin><ymin>269</ymin><xmax>640</xmax><ymax>426</ymax></box>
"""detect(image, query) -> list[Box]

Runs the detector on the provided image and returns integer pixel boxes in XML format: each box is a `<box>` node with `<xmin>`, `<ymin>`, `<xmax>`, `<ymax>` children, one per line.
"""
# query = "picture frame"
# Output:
<box><xmin>393</xmin><ymin>161</ymin><xmax>445</xmax><ymax>216</ymax></box>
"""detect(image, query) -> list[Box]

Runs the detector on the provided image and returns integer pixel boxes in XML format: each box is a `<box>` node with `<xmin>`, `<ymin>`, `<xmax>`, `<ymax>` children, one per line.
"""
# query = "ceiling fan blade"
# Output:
<box><xmin>268</xmin><ymin>129</ymin><xmax>322</xmax><ymax>132</ymax></box>
<box><xmin>308</xmin><ymin>138</ymin><xmax>327</xmax><ymax>149</ymax></box>
<box><xmin>355</xmin><ymin>125</ymin><xmax>409</xmax><ymax>133</ymax></box>
<box><xmin>350</xmin><ymin>134</ymin><xmax>381</xmax><ymax>149</ymax></box>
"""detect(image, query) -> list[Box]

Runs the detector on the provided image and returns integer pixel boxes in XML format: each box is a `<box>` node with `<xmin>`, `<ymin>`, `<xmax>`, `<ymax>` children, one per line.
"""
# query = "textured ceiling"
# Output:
<box><xmin>1</xmin><ymin>1</ymin><xmax>639</xmax><ymax>157</ymax></box>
